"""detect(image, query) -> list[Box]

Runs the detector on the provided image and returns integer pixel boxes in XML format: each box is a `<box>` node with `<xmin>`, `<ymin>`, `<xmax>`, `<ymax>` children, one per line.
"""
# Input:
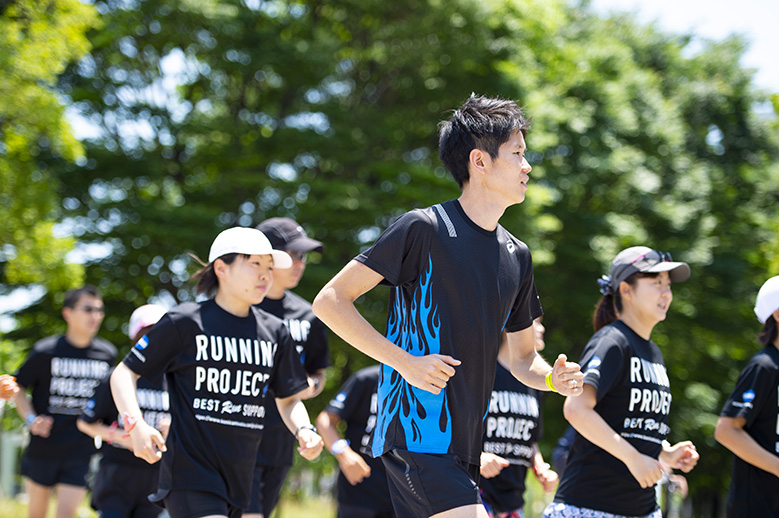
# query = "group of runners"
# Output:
<box><xmin>2</xmin><ymin>94</ymin><xmax>777</xmax><ymax>518</ymax></box>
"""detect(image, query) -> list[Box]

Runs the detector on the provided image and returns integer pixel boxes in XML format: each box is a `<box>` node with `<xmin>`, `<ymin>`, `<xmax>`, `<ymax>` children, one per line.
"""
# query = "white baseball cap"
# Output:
<box><xmin>208</xmin><ymin>227</ymin><xmax>292</xmax><ymax>269</ymax></box>
<box><xmin>754</xmin><ymin>276</ymin><xmax>779</xmax><ymax>324</ymax></box>
<box><xmin>128</xmin><ymin>304</ymin><xmax>167</xmax><ymax>340</ymax></box>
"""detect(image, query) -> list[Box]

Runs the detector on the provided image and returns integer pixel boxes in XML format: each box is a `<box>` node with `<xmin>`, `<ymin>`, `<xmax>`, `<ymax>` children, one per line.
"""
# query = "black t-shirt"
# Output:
<box><xmin>356</xmin><ymin>199</ymin><xmax>543</xmax><ymax>465</ymax></box>
<box><xmin>15</xmin><ymin>335</ymin><xmax>116</xmax><ymax>460</ymax></box>
<box><xmin>324</xmin><ymin>365</ymin><xmax>393</xmax><ymax>512</ymax></box>
<box><xmin>554</xmin><ymin>320</ymin><xmax>671</xmax><ymax>516</ymax></box>
<box><xmin>720</xmin><ymin>345</ymin><xmax>779</xmax><ymax>517</ymax></box>
<box><xmin>80</xmin><ymin>368</ymin><xmax>170</xmax><ymax>469</ymax></box>
<box><xmin>255</xmin><ymin>291</ymin><xmax>331</xmax><ymax>466</ymax></box>
<box><xmin>480</xmin><ymin>362</ymin><xmax>543</xmax><ymax>513</ymax></box>
<box><xmin>121</xmin><ymin>299</ymin><xmax>308</xmax><ymax>509</ymax></box>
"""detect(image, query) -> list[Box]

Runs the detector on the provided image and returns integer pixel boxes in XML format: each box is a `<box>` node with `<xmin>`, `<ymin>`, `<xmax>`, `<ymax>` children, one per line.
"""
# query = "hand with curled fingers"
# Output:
<box><xmin>29</xmin><ymin>415</ymin><xmax>54</xmax><ymax>438</ymax></box>
<box><xmin>534</xmin><ymin>462</ymin><xmax>559</xmax><ymax>493</ymax></box>
<box><xmin>128</xmin><ymin>419</ymin><xmax>166</xmax><ymax>464</ymax></box>
<box><xmin>660</xmin><ymin>440</ymin><xmax>699</xmax><ymax>473</ymax></box>
<box><xmin>337</xmin><ymin>446</ymin><xmax>372</xmax><ymax>485</ymax></box>
<box><xmin>398</xmin><ymin>354</ymin><xmax>461</xmax><ymax>395</ymax></box>
<box><xmin>0</xmin><ymin>375</ymin><xmax>19</xmax><ymax>400</ymax></box>
<box><xmin>626</xmin><ymin>450</ymin><xmax>666</xmax><ymax>488</ymax></box>
<box><xmin>552</xmin><ymin>354</ymin><xmax>584</xmax><ymax>397</ymax></box>
<box><xmin>296</xmin><ymin>428</ymin><xmax>324</xmax><ymax>460</ymax></box>
<box><xmin>480</xmin><ymin>452</ymin><xmax>510</xmax><ymax>478</ymax></box>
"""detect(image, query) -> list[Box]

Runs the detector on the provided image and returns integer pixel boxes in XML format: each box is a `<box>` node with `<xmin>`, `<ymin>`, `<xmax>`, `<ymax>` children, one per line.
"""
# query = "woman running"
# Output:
<box><xmin>111</xmin><ymin>227</ymin><xmax>323</xmax><ymax>518</ymax></box>
<box><xmin>544</xmin><ymin>246</ymin><xmax>699</xmax><ymax>518</ymax></box>
<box><xmin>715</xmin><ymin>275</ymin><xmax>779</xmax><ymax>516</ymax></box>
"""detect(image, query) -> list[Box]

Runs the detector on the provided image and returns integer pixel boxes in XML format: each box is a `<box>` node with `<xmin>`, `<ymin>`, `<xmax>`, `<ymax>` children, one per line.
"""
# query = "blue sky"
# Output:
<box><xmin>591</xmin><ymin>0</ymin><xmax>779</xmax><ymax>93</ymax></box>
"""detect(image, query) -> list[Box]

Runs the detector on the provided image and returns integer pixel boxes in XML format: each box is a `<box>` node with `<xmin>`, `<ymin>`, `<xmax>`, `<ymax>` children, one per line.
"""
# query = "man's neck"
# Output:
<box><xmin>458</xmin><ymin>188</ymin><xmax>507</xmax><ymax>232</ymax></box>
<box><xmin>65</xmin><ymin>330</ymin><xmax>94</xmax><ymax>349</ymax></box>
<box><xmin>265</xmin><ymin>286</ymin><xmax>287</xmax><ymax>300</ymax></box>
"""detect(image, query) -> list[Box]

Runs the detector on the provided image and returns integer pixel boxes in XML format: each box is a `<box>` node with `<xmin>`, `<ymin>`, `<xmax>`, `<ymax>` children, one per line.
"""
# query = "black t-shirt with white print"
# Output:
<box><xmin>15</xmin><ymin>335</ymin><xmax>116</xmax><ymax>460</ymax></box>
<box><xmin>480</xmin><ymin>361</ymin><xmax>543</xmax><ymax>513</ymax></box>
<box><xmin>324</xmin><ymin>365</ymin><xmax>393</xmax><ymax>513</ymax></box>
<box><xmin>256</xmin><ymin>291</ymin><xmax>331</xmax><ymax>466</ymax></box>
<box><xmin>356</xmin><ymin>199</ymin><xmax>543</xmax><ymax>466</ymax></box>
<box><xmin>121</xmin><ymin>299</ymin><xmax>308</xmax><ymax>510</ymax></box>
<box><xmin>80</xmin><ymin>368</ymin><xmax>170</xmax><ymax>469</ymax></box>
<box><xmin>554</xmin><ymin>320</ymin><xmax>671</xmax><ymax>516</ymax></box>
<box><xmin>720</xmin><ymin>345</ymin><xmax>779</xmax><ymax>517</ymax></box>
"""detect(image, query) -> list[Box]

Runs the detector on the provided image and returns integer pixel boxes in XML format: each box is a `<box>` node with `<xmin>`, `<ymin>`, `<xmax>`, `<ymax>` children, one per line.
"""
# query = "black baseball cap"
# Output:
<box><xmin>255</xmin><ymin>217</ymin><xmax>324</xmax><ymax>253</ymax></box>
<box><xmin>608</xmin><ymin>246</ymin><xmax>690</xmax><ymax>293</ymax></box>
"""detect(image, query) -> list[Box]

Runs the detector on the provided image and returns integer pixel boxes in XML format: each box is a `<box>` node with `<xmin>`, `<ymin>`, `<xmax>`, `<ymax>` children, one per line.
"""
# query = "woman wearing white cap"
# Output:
<box><xmin>715</xmin><ymin>275</ymin><xmax>779</xmax><ymax>517</ymax></box>
<box><xmin>544</xmin><ymin>247</ymin><xmax>700</xmax><ymax>518</ymax></box>
<box><xmin>77</xmin><ymin>304</ymin><xmax>170</xmax><ymax>518</ymax></box>
<box><xmin>110</xmin><ymin>227</ymin><xmax>323</xmax><ymax>518</ymax></box>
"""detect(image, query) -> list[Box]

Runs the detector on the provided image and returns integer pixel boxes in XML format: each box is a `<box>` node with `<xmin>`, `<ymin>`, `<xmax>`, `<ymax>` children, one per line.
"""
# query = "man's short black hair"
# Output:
<box><xmin>438</xmin><ymin>94</ymin><xmax>530</xmax><ymax>188</ymax></box>
<box><xmin>63</xmin><ymin>285</ymin><xmax>101</xmax><ymax>309</ymax></box>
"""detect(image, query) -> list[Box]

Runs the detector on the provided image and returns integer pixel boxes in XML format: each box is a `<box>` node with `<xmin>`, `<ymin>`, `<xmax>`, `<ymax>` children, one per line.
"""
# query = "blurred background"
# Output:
<box><xmin>1</xmin><ymin>0</ymin><xmax>778</xmax><ymax>516</ymax></box>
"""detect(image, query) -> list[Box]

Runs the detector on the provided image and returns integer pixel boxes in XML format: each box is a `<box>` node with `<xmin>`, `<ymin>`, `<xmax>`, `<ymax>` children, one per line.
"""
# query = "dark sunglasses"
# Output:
<box><xmin>76</xmin><ymin>305</ymin><xmax>105</xmax><ymax>315</ymax></box>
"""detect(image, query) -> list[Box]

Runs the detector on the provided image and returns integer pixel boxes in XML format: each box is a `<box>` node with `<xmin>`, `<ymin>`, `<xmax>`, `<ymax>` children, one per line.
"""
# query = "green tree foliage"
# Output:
<box><xmin>0</xmin><ymin>0</ymin><xmax>97</xmax><ymax>294</ymax></box>
<box><xmin>3</xmin><ymin>0</ymin><xmax>778</xmax><ymax>510</ymax></box>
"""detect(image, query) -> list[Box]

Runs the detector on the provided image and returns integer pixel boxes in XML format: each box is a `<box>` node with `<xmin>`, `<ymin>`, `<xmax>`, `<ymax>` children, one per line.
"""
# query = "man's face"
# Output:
<box><xmin>482</xmin><ymin>131</ymin><xmax>532</xmax><ymax>205</ymax></box>
<box><xmin>62</xmin><ymin>295</ymin><xmax>105</xmax><ymax>338</ymax></box>
<box><xmin>271</xmin><ymin>250</ymin><xmax>307</xmax><ymax>291</ymax></box>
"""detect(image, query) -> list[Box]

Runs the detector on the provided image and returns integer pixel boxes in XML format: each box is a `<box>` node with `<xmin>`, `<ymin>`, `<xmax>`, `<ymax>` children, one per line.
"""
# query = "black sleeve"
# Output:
<box><xmin>324</xmin><ymin>372</ymin><xmax>363</xmax><ymax>421</ymax></box>
<box><xmin>504</xmin><ymin>245</ymin><xmax>543</xmax><ymax>333</ymax></box>
<box><xmin>15</xmin><ymin>347</ymin><xmax>46</xmax><ymax>389</ymax></box>
<box><xmin>270</xmin><ymin>328</ymin><xmax>309</xmax><ymax>399</ymax></box>
<box><xmin>720</xmin><ymin>356</ymin><xmax>777</xmax><ymax>426</ymax></box>
<box><xmin>303</xmin><ymin>317</ymin><xmax>331</xmax><ymax>374</ymax></box>
<box><xmin>580</xmin><ymin>330</ymin><xmax>626</xmax><ymax>401</ymax></box>
<box><xmin>355</xmin><ymin>210</ymin><xmax>432</xmax><ymax>287</ymax></box>
<box><xmin>122</xmin><ymin>314</ymin><xmax>184</xmax><ymax>384</ymax></box>
<box><xmin>79</xmin><ymin>372</ymin><xmax>117</xmax><ymax>425</ymax></box>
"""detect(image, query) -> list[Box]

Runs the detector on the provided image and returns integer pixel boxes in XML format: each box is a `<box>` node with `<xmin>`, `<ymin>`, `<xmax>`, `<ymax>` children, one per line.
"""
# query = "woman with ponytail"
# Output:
<box><xmin>110</xmin><ymin>227</ymin><xmax>323</xmax><ymax>518</ymax></box>
<box><xmin>544</xmin><ymin>246</ymin><xmax>699</xmax><ymax>518</ymax></box>
<box><xmin>715</xmin><ymin>276</ymin><xmax>779</xmax><ymax>517</ymax></box>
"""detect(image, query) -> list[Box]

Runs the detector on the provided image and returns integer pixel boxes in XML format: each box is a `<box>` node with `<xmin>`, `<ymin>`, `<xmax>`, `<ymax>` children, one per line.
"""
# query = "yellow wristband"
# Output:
<box><xmin>545</xmin><ymin>370</ymin><xmax>558</xmax><ymax>393</ymax></box>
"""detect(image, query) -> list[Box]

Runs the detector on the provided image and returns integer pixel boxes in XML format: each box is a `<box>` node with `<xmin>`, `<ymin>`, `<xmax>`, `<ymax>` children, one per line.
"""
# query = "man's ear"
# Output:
<box><xmin>772</xmin><ymin>308</ymin><xmax>779</xmax><ymax>322</ymax></box>
<box><xmin>469</xmin><ymin>148</ymin><xmax>488</xmax><ymax>177</ymax></box>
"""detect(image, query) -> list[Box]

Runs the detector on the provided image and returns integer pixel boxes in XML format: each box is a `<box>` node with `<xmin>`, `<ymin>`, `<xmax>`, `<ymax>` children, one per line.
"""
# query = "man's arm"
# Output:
<box><xmin>13</xmin><ymin>390</ymin><xmax>52</xmax><ymax>438</ymax></box>
<box><xmin>505</xmin><ymin>327</ymin><xmax>583</xmax><ymax>396</ymax></box>
<box><xmin>715</xmin><ymin>415</ymin><xmax>779</xmax><ymax>477</ymax></box>
<box><xmin>315</xmin><ymin>410</ymin><xmax>371</xmax><ymax>485</ymax></box>
<box><xmin>313</xmin><ymin>260</ymin><xmax>460</xmax><ymax>395</ymax></box>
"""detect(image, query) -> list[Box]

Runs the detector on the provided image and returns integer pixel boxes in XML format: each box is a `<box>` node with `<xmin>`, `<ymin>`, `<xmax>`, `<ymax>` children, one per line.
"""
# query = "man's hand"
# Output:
<box><xmin>551</xmin><ymin>354</ymin><xmax>583</xmax><ymax>397</ymax></box>
<box><xmin>397</xmin><ymin>354</ymin><xmax>461</xmax><ymax>395</ymax></box>
<box><xmin>336</xmin><ymin>446</ymin><xmax>372</xmax><ymax>485</ymax></box>
<box><xmin>480</xmin><ymin>452</ymin><xmax>510</xmax><ymax>478</ymax></box>
<box><xmin>297</xmin><ymin>429</ymin><xmax>324</xmax><ymax>460</ymax></box>
<box><xmin>128</xmin><ymin>419</ymin><xmax>166</xmax><ymax>464</ymax></box>
<box><xmin>29</xmin><ymin>415</ymin><xmax>54</xmax><ymax>438</ymax></box>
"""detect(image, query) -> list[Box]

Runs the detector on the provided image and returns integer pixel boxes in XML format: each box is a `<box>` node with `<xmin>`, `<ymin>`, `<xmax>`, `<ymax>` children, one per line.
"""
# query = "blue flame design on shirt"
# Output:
<box><xmin>372</xmin><ymin>253</ymin><xmax>452</xmax><ymax>455</ymax></box>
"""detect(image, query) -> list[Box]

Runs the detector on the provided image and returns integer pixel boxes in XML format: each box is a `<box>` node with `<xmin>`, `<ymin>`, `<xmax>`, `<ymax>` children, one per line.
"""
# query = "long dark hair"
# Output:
<box><xmin>593</xmin><ymin>272</ymin><xmax>659</xmax><ymax>332</ymax></box>
<box><xmin>758</xmin><ymin>315</ymin><xmax>778</xmax><ymax>347</ymax></box>
<box><xmin>191</xmin><ymin>253</ymin><xmax>247</xmax><ymax>297</ymax></box>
